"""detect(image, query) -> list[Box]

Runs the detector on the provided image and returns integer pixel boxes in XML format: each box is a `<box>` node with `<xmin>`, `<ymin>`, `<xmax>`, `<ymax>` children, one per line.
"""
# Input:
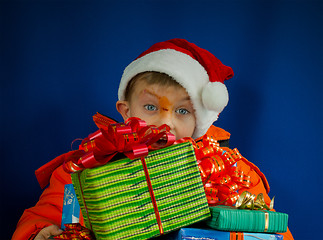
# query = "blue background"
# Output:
<box><xmin>1</xmin><ymin>0</ymin><xmax>322</xmax><ymax>239</ymax></box>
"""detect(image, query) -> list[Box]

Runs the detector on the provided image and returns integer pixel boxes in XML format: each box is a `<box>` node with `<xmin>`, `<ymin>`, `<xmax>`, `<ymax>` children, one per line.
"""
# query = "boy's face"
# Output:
<box><xmin>116</xmin><ymin>80</ymin><xmax>196</xmax><ymax>140</ymax></box>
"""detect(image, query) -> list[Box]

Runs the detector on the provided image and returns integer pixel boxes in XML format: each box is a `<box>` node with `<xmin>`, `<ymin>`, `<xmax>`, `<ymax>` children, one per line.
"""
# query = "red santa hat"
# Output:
<box><xmin>118</xmin><ymin>38</ymin><xmax>234</xmax><ymax>139</ymax></box>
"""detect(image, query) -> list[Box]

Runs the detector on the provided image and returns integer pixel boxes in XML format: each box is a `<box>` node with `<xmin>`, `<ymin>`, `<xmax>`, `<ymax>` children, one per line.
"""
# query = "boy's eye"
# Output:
<box><xmin>176</xmin><ymin>108</ymin><xmax>189</xmax><ymax>115</ymax></box>
<box><xmin>144</xmin><ymin>104</ymin><xmax>157</xmax><ymax>111</ymax></box>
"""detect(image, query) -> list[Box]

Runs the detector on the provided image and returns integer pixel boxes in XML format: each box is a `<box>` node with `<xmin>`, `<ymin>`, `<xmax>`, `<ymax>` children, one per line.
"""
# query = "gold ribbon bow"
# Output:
<box><xmin>235</xmin><ymin>191</ymin><xmax>274</xmax><ymax>210</ymax></box>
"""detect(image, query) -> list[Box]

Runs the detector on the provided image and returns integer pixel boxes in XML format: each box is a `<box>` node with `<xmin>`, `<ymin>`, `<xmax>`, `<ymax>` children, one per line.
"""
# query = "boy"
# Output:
<box><xmin>13</xmin><ymin>39</ymin><xmax>293</xmax><ymax>240</ymax></box>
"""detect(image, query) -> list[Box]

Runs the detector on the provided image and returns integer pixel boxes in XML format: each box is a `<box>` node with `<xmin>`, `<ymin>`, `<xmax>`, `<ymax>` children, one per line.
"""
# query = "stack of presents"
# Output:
<box><xmin>56</xmin><ymin>114</ymin><xmax>289</xmax><ymax>240</ymax></box>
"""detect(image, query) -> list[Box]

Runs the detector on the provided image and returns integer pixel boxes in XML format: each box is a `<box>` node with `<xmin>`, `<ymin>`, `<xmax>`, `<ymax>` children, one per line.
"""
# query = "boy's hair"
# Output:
<box><xmin>124</xmin><ymin>71</ymin><xmax>182</xmax><ymax>101</ymax></box>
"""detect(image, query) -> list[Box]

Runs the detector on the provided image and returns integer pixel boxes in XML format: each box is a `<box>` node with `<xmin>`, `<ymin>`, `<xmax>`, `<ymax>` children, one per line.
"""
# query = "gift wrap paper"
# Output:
<box><xmin>71</xmin><ymin>142</ymin><xmax>210</xmax><ymax>239</ymax></box>
<box><xmin>175</xmin><ymin>228</ymin><xmax>283</xmax><ymax>240</ymax></box>
<box><xmin>206</xmin><ymin>206</ymin><xmax>288</xmax><ymax>233</ymax></box>
<box><xmin>61</xmin><ymin>184</ymin><xmax>80</xmax><ymax>229</ymax></box>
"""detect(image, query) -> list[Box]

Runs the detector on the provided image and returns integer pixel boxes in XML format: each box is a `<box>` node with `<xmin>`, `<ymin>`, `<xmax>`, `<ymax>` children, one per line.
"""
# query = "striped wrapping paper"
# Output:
<box><xmin>71</xmin><ymin>142</ymin><xmax>210</xmax><ymax>239</ymax></box>
<box><xmin>206</xmin><ymin>206</ymin><xmax>288</xmax><ymax>233</ymax></box>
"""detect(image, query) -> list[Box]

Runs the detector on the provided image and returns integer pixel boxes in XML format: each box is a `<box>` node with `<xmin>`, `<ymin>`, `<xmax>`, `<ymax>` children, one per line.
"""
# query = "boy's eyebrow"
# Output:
<box><xmin>142</xmin><ymin>89</ymin><xmax>158</xmax><ymax>98</ymax></box>
<box><xmin>143</xmin><ymin>89</ymin><xmax>191</xmax><ymax>101</ymax></box>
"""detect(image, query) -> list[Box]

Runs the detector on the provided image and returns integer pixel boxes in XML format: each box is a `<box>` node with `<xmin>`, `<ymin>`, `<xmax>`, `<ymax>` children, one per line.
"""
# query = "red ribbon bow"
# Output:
<box><xmin>63</xmin><ymin>117</ymin><xmax>176</xmax><ymax>173</ymax></box>
<box><xmin>193</xmin><ymin>135</ymin><xmax>251</xmax><ymax>206</ymax></box>
<box><xmin>54</xmin><ymin>223</ymin><xmax>94</xmax><ymax>240</ymax></box>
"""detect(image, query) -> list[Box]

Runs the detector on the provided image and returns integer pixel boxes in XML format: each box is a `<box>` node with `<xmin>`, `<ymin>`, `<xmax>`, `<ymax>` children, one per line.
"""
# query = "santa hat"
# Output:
<box><xmin>118</xmin><ymin>38</ymin><xmax>234</xmax><ymax>139</ymax></box>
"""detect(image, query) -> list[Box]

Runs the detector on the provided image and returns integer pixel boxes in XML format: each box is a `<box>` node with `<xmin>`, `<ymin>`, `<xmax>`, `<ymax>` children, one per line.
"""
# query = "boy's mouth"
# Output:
<box><xmin>151</xmin><ymin>137</ymin><xmax>168</xmax><ymax>149</ymax></box>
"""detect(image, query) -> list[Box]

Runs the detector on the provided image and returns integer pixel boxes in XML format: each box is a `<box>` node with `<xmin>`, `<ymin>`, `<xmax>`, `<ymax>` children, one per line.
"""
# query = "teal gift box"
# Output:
<box><xmin>206</xmin><ymin>205</ymin><xmax>288</xmax><ymax>233</ymax></box>
<box><xmin>71</xmin><ymin>142</ymin><xmax>211</xmax><ymax>239</ymax></box>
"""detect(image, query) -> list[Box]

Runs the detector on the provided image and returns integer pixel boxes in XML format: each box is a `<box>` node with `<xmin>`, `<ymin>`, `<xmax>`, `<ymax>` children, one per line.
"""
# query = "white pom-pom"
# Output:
<box><xmin>202</xmin><ymin>82</ymin><xmax>229</xmax><ymax>113</ymax></box>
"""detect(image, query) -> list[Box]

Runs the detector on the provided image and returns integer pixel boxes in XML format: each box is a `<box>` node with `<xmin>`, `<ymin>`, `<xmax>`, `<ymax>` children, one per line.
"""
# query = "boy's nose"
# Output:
<box><xmin>157</xmin><ymin>113</ymin><xmax>175</xmax><ymax>131</ymax></box>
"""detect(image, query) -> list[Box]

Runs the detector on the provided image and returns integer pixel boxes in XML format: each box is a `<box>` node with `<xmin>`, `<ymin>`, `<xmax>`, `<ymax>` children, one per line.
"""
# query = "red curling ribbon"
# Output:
<box><xmin>63</xmin><ymin>117</ymin><xmax>176</xmax><ymax>173</ymax></box>
<box><xmin>193</xmin><ymin>136</ymin><xmax>253</xmax><ymax>206</ymax></box>
<box><xmin>230</xmin><ymin>167</ymin><xmax>243</xmax><ymax>181</ymax></box>
<box><xmin>199</xmin><ymin>156</ymin><xmax>225</xmax><ymax>183</ymax></box>
<box><xmin>206</xmin><ymin>195</ymin><xmax>219</xmax><ymax>206</ymax></box>
<box><xmin>54</xmin><ymin>223</ymin><xmax>95</xmax><ymax>240</ymax></box>
<box><xmin>174</xmin><ymin>137</ymin><xmax>195</xmax><ymax>146</ymax></box>
<box><xmin>218</xmin><ymin>191</ymin><xmax>240</xmax><ymax>206</ymax></box>
<box><xmin>222</xmin><ymin>152</ymin><xmax>236</xmax><ymax>166</ymax></box>
<box><xmin>214</xmin><ymin>175</ymin><xmax>231</xmax><ymax>185</ymax></box>
<box><xmin>241</xmin><ymin>175</ymin><xmax>251</xmax><ymax>188</ymax></box>
<box><xmin>204</xmin><ymin>182</ymin><xmax>218</xmax><ymax>197</ymax></box>
<box><xmin>216</xmin><ymin>182</ymin><xmax>239</xmax><ymax>195</ymax></box>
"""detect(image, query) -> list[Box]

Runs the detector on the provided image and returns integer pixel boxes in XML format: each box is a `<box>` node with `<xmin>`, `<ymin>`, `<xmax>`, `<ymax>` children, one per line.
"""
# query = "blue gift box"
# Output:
<box><xmin>175</xmin><ymin>228</ymin><xmax>229</xmax><ymax>240</ymax></box>
<box><xmin>174</xmin><ymin>228</ymin><xmax>283</xmax><ymax>240</ymax></box>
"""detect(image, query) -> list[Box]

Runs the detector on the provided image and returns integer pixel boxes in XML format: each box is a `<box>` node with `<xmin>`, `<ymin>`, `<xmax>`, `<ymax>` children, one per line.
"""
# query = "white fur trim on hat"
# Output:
<box><xmin>202</xmin><ymin>81</ymin><xmax>229</xmax><ymax>113</ymax></box>
<box><xmin>118</xmin><ymin>49</ymin><xmax>226</xmax><ymax>139</ymax></box>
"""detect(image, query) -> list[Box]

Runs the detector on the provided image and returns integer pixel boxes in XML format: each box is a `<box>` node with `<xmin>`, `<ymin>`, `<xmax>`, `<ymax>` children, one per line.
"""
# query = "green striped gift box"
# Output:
<box><xmin>71</xmin><ymin>141</ymin><xmax>210</xmax><ymax>239</ymax></box>
<box><xmin>206</xmin><ymin>205</ymin><xmax>288</xmax><ymax>233</ymax></box>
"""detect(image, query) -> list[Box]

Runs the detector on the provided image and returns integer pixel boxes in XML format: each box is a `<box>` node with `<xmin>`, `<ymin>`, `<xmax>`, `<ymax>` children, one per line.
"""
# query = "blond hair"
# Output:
<box><xmin>124</xmin><ymin>71</ymin><xmax>182</xmax><ymax>101</ymax></box>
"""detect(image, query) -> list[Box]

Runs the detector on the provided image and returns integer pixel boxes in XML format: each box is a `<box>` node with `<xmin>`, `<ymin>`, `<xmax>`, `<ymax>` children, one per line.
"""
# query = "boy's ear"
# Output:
<box><xmin>116</xmin><ymin>100</ymin><xmax>131</xmax><ymax>121</ymax></box>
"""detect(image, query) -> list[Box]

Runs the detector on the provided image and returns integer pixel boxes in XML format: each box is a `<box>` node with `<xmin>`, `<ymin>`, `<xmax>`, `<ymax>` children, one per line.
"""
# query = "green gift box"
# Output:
<box><xmin>206</xmin><ymin>205</ymin><xmax>288</xmax><ymax>233</ymax></box>
<box><xmin>71</xmin><ymin>142</ymin><xmax>210</xmax><ymax>239</ymax></box>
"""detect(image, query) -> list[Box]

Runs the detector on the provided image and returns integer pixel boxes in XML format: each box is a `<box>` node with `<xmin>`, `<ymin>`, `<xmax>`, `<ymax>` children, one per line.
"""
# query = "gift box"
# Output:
<box><xmin>174</xmin><ymin>228</ymin><xmax>283</xmax><ymax>240</ymax></box>
<box><xmin>71</xmin><ymin>141</ymin><xmax>211</xmax><ymax>239</ymax></box>
<box><xmin>206</xmin><ymin>205</ymin><xmax>288</xmax><ymax>233</ymax></box>
<box><xmin>175</xmin><ymin>228</ymin><xmax>228</xmax><ymax>240</ymax></box>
